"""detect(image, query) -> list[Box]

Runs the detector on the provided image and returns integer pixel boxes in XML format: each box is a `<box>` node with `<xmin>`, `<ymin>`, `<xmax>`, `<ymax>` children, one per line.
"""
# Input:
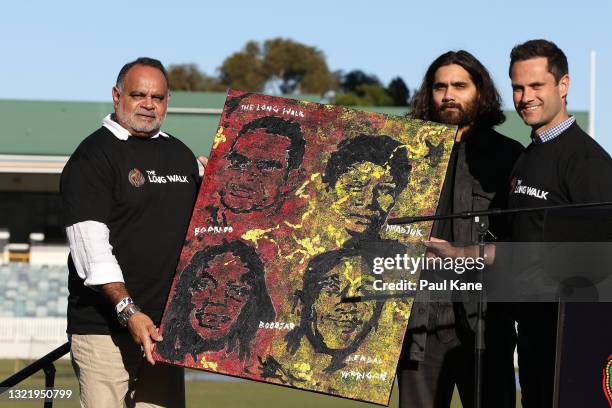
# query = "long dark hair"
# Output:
<box><xmin>410</xmin><ymin>50</ymin><xmax>505</xmax><ymax>128</ymax></box>
<box><xmin>156</xmin><ymin>240</ymin><xmax>275</xmax><ymax>362</ymax></box>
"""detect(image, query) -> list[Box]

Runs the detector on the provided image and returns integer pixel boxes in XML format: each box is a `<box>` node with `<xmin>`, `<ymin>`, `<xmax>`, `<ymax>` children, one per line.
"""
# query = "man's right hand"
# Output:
<box><xmin>126</xmin><ymin>311</ymin><xmax>163</xmax><ymax>365</ymax></box>
<box><xmin>424</xmin><ymin>237</ymin><xmax>496</xmax><ymax>265</ymax></box>
<box><xmin>98</xmin><ymin>282</ymin><xmax>162</xmax><ymax>364</ymax></box>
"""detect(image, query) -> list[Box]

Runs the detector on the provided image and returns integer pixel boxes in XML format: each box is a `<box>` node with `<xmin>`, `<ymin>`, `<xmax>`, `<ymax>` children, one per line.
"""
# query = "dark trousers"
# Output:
<box><xmin>398</xmin><ymin>332</ymin><xmax>474</xmax><ymax>407</ymax></box>
<box><xmin>513</xmin><ymin>302</ymin><xmax>558</xmax><ymax>408</ymax></box>
<box><xmin>397</xmin><ymin>303</ymin><xmax>516</xmax><ymax>408</ymax></box>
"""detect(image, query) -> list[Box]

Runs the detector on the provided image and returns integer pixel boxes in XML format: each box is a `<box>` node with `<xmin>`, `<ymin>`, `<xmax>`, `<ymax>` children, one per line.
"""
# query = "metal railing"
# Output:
<box><xmin>0</xmin><ymin>342</ymin><xmax>70</xmax><ymax>408</ymax></box>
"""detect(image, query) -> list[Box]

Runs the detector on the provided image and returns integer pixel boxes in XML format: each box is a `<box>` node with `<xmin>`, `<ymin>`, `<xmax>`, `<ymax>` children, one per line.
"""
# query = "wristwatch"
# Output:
<box><xmin>117</xmin><ymin>303</ymin><xmax>141</xmax><ymax>327</ymax></box>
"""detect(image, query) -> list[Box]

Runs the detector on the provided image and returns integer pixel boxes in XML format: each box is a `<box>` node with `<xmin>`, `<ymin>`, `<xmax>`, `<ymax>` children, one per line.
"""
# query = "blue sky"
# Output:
<box><xmin>1</xmin><ymin>0</ymin><xmax>610</xmax><ymax>151</ymax></box>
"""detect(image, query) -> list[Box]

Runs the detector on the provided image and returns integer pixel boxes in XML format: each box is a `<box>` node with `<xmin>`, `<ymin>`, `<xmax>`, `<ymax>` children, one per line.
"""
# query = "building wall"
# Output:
<box><xmin>0</xmin><ymin>93</ymin><xmax>591</xmax><ymax>157</ymax></box>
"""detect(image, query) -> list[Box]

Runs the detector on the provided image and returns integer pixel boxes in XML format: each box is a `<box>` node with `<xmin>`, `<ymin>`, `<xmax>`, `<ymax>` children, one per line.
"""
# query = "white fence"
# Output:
<box><xmin>0</xmin><ymin>317</ymin><xmax>68</xmax><ymax>359</ymax></box>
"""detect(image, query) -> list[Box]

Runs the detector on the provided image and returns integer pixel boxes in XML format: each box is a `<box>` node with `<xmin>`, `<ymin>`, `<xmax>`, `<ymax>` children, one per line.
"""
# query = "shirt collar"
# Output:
<box><xmin>102</xmin><ymin>114</ymin><xmax>169</xmax><ymax>141</ymax></box>
<box><xmin>531</xmin><ymin>116</ymin><xmax>575</xmax><ymax>144</ymax></box>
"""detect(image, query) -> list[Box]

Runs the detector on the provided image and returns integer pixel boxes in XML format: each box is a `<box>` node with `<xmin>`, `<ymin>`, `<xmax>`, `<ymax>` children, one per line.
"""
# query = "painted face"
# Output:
<box><xmin>432</xmin><ymin>64</ymin><xmax>478</xmax><ymax>127</ymax></box>
<box><xmin>112</xmin><ymin>65</ymin><xmax>168</xmax><ymax>138</ymax></box>
<box><xmin>511</xmin><ymin>57</ymin><xmax>569</xmax><ymax>134</ymax></box>
<box><xmin>334</xmin><ymin>162</ymin><xmax>398</xmax><ymax>236</ymax></box>
<box><xmin>310</xmin><ymin>258</ymin><xmax>377</xmax><ymax>350</ymax></box>
<box><xmin>189</xmin><ymin>252</ymin><xmax>253</xmax><ymax>340</ymax></box>
<box><xmin>220</xmin><ymin>129</ymin><xmax>292</xmax><ymax>213</ymax></box>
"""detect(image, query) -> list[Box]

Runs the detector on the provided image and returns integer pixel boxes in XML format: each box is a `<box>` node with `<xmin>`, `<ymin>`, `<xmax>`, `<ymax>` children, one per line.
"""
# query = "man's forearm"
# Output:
<box><xmin>99</xmin><ymin>282</ymin><xmax>131</xmax><ymax>305</ymax></box>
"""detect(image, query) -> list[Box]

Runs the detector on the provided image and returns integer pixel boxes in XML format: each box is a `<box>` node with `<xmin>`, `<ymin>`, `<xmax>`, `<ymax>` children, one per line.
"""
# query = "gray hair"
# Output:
<box><xmin>115</xmin><ymin>57</ymin><xmax>169</xmax><ymax>93</ymax></box>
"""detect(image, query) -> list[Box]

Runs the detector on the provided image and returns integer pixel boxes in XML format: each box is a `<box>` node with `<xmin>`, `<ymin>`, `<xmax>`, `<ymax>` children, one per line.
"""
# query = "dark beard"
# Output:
<box><xmin>434</xmin><ymin>100</ymin><xmax>478</xmax><ymax>127</ymax></box>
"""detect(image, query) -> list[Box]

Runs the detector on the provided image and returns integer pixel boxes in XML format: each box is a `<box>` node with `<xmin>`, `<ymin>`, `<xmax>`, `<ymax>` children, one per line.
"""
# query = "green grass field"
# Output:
<box><xmin>1</xmin><ymin>359</ymin><xmax>520</xmax><ymax>407</ymax></box>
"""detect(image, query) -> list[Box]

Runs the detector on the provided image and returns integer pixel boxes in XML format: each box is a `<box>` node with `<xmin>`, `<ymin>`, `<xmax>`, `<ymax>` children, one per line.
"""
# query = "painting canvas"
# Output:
<box><xmin>153</xmin><ymin>89</ymin><xmax>455</xmax><ymax>405</ymax></box>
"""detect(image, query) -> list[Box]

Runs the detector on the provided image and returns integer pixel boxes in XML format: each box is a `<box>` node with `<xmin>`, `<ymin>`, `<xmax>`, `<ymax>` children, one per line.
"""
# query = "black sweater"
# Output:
<box><xmin>508</xmin><ymin>122</ymin><xmax>612</xmax><ymax>242</ymax></box>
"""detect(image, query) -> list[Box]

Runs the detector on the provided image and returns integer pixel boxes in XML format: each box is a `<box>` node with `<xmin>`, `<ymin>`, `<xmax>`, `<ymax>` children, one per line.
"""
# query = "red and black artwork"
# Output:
<box><xmin>153</xmin><ymin>89</ymin><xmax>455</xmax><ymax>405</ymax></box>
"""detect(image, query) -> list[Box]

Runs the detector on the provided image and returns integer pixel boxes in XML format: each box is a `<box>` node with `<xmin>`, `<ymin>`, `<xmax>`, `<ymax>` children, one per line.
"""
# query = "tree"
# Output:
<box><xmin>387</xmin><ymin>77</ymin><xmax>410</xmax><ymax>106</ymax></box>
<box><xmin>335</xmin><ymin>72</ymin><xmax>412</xmax><ymax>107</ymax></box>
<box><xmin>261</xmin><ymin>38</ymin><xmax>337</xmax><ymax>94</ymax></box>
<box><xmin>339</xmin><ymin>70</ymin><xmax>381</xmax><ymax>95</ymax></box>
<box><xmin>168</xmin><ymin>64</ymin><xmax>223</xmax><ymax>92</ymax></box>
<box><xmin>335</xmin><ymin>83</ymin><xmax>393</xmax><ymax>107</ymax></box>
<box><xmin>335</xmin><ymin>70</ymin><xmax>390</xmax><ymax>106</ymax></box>
<box><xmin>217</xmin><ymin>38</ymin><xmax>338</xmax><ymax>94</ymax></box>
<box><xmin>218</xmin><ymin>41</ymin><xmax>267</xmax><ymax>92</ymax></box>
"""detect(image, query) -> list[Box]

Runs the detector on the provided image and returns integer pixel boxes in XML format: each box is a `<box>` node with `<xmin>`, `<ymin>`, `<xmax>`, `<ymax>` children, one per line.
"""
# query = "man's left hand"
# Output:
<box><xmin>198</xmin><ymin>155</ymin><xmax>208</xmax><ymax>168</ymax></box>
<box><xmin>126</xmin><ymin>312</ymin><xmax>163</xmax><ymax>365</ymax></box>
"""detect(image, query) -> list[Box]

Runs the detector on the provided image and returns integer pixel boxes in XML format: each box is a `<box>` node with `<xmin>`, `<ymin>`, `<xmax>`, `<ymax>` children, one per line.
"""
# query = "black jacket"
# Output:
<box><xmin>403</xmin><ymin>126</ymin><xmax>523</xmax><ymax>361</ymax></box>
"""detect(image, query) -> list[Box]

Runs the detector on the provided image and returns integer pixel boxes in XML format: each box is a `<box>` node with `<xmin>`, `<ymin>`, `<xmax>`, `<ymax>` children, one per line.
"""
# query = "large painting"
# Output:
<box><xmin>153</xmin><ymin>89</ymin><xmax>455</xmax><ymax>405</ymax></box>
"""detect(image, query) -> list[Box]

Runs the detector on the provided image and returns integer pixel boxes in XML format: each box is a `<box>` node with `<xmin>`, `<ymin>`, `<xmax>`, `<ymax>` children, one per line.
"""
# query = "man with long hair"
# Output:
<box><xmin>397</xmin><ymin>50</ymin><xmax>523</xmax><ymax>407</ymax></box>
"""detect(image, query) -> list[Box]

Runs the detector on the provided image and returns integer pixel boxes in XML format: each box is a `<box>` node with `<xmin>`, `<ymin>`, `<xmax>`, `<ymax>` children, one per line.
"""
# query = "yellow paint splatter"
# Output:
<box><xmin>212</xmin><ymin>127</ymin><xmax>226</xmax><ymax>149</ymax></box>
<box><xmin>200</xmin><ymin>356</ymin><xmax>218</xmax><ymax>371</ymax></box>
<box><xmin>283</xmin><ymin>220</ymin><xmax>301</xmax><ymax>229</ymax></box>
<box><xmin>285</xmin><ymin>198</ymin><xmax>319</xmax><ymax>230</ymax></box>
<box><xmin>341</xmin><ymin>261</ymin><xmax>362</xmax><ymax>297</ymax></box>
<box><xmin>331</xmin><ymin>194</ymin><xmax>349</xmax><ymax>209</ymax></box>
<box><xmin>326</xmin><ymin>224</ymin><xmax>337</xmax><ymax>236</ymax></box>
<box><xmin>294</xmin><ymin>180</ymin><xmax>310</xmax><ymax>199</ymax></box>
<box><xmin>286</xmin><ymin>234</ymin><xmax>327</xmax><ymax>264</ymax></box>
<box><xmin>299</xmin><ymin>235</ymin><xmax>325</xmax><ymax>256</ymax></box>
<box><xmin>292</xmin><ymin>362</ymin><xmax>314</xmax><ymax>383</ymax></box>
<box><xmin>241</xmin><ymin>226</ymin><xmax>279</xmax><ymax>248</ymax></box>
<box><xmin>406</xmin><ymin>142</ymin><xmax>428</xmax><ymax>158</ymax></box>
<box><xmin>371</xmin><ymin>166</ymin><xmax>383</xmax><ymax>179</ymax></box>
<box><xmin>393</xmin><ymin>301</ymin><xmax>412</xmax><ymax>320</ymax></box>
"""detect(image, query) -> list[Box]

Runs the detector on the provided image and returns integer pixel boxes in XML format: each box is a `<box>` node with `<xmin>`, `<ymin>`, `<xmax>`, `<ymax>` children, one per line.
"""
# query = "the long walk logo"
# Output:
<box><xmin>128</xmin><ymin>169</ymin><xmax>190</xmax><ymax>187</ymax></box>
<box><xmin>145</xmin><ymin>170</ymin><xmax>189</xmax><ymax>184</ymax></box>
<box><xmin>511</xmin><ymin>178</ymin><xmax>549</xmax><ymax>200</ymax></box>
<box><xmin>128</xmin><ymin>168</ymin><xmax>145</xmax><ymax>188</ymax></box>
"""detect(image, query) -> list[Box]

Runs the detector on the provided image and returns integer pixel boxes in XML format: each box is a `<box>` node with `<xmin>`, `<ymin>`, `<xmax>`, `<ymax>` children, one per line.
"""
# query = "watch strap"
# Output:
<box><xmin>115</xmin><ymin>296</ymin><xmax>133</xmax><ymax>314</ymax></box>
